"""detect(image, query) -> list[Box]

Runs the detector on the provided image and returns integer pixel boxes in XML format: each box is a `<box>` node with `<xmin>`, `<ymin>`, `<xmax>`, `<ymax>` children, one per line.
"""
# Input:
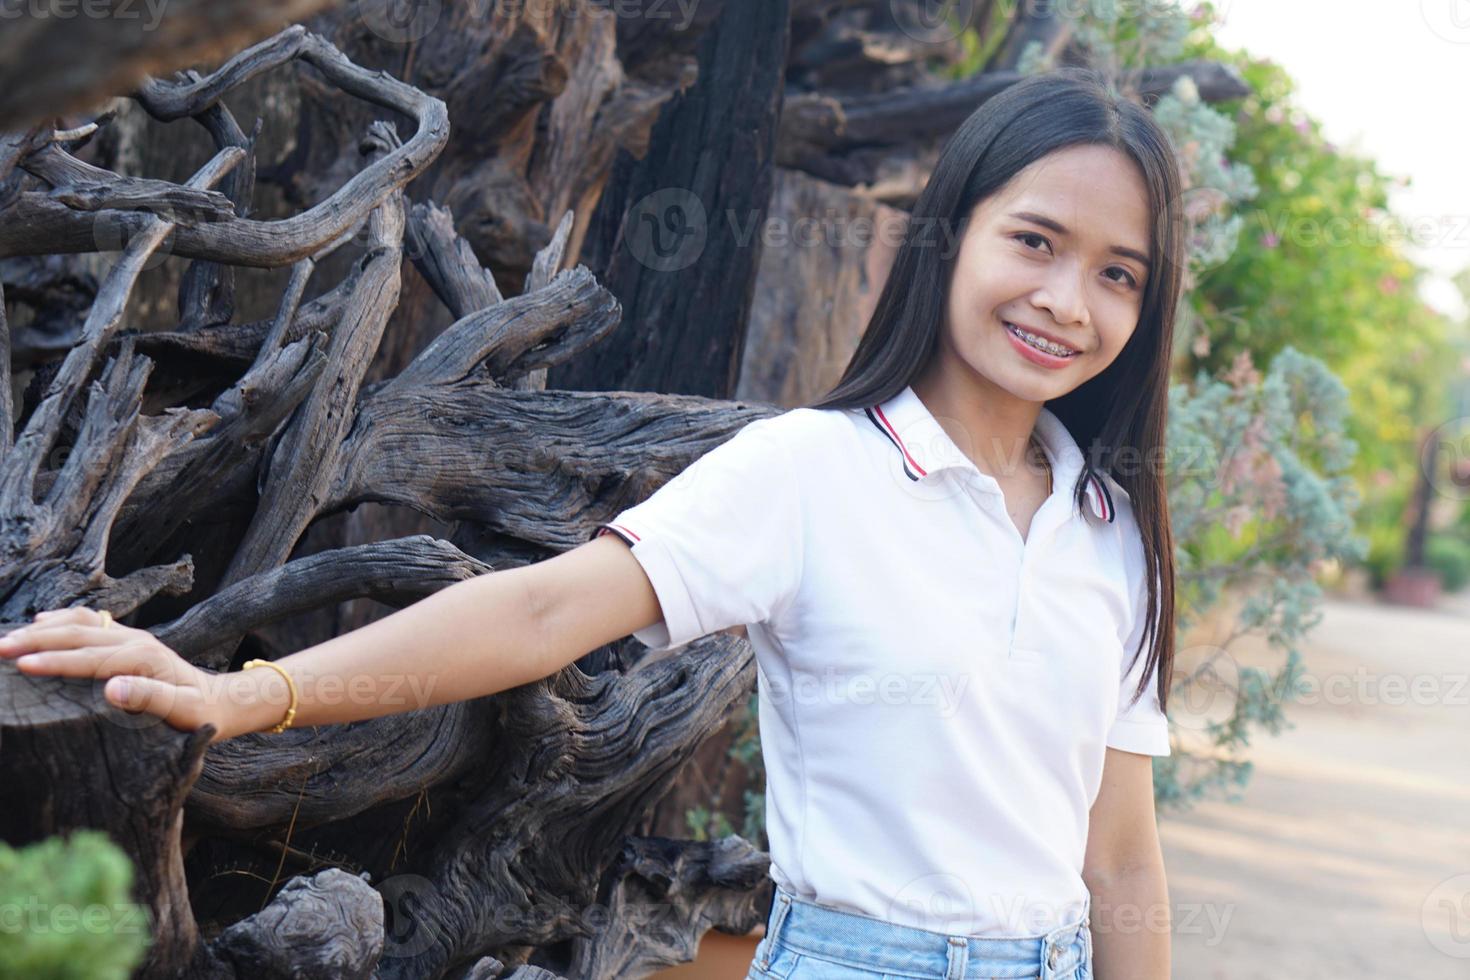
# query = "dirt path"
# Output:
<box><xmin>1162</xmin><ymin>592</ymin><xmax>1470</xmax><ymax>979</ymax></box>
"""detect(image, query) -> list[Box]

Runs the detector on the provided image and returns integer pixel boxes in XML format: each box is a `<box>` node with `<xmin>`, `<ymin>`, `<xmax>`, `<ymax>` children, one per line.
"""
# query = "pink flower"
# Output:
<box><xmin>1261</xmin><ymin>232</ymin><xmax>1280</xmax><ymax>249</ymax></box>
<box><xmin>1378</xmin><ymin>275</ymin><xmax>1400</xmax><ymax>294</ymax></box>
<box><xmin>1223</xmin><ymin>350</ymin><xmax>1261</xmax><ymax>390</ymax></box>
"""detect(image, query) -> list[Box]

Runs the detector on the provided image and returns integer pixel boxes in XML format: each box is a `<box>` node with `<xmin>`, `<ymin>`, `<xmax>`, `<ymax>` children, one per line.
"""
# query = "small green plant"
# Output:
<box><xmin>685</xmin><ymin>690</ymin><xmax>767</xmax><ymax>847</ymax></box>
<box><xmin>0</xmin><ymin>830</ymin><xmax>152</xmax><ymax>980</ymax></box>
<box><xmin>1426</xmin><ymin>535</ymin><xmax>1470</xmax><ymax>592</ymax></box>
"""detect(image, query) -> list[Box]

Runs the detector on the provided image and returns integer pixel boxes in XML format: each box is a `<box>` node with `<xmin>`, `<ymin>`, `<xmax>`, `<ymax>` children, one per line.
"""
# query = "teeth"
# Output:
<box><xmin>1009</xmin><ymin>323</ymin><xmax>1075</xmax><ymax>357</ymax></box>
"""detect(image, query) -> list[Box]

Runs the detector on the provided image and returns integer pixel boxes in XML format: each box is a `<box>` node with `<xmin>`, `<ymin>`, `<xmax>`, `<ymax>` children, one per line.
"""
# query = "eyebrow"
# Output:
<box><xmin>1007</xmin><ymin>211</ymin><xmax>1151</xmax><ymax>270</ymax></box>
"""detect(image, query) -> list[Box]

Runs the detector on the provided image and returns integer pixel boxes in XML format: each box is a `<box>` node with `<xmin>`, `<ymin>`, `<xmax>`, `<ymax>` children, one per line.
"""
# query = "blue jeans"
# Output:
<box><xmin>747</xmin><ymin>884</ymin><xmax>1093</xmax><ymax>980</ymax></box>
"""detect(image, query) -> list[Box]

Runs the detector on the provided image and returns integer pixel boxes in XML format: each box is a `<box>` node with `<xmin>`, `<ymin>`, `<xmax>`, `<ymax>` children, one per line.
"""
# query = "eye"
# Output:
<box><xmin>1014</xmin><ymin>232</ymin><xmax>1140</xmax><ymax>289</ymax></box>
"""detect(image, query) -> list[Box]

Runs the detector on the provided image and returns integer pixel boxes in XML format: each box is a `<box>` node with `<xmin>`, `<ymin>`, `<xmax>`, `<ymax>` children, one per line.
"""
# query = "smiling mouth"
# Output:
<box><xmin>1004</xmin><ymin>321</ymin><xmax>1081</xmax><ymax>358</ymax></box>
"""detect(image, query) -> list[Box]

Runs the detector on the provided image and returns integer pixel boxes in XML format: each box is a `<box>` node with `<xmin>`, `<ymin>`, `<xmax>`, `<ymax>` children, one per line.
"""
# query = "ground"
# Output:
<box><xmin>1163</xmin><ymin>590</ymin><xmax>1470</xmax><ymax>979</ymax></box>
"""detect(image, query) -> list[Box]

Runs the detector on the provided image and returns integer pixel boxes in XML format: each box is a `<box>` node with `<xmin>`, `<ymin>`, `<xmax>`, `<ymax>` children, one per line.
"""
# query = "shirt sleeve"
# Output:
<box><xmin>1105</xmin><ymin>529</ymin><xmax>1171</xmax><ymax>757</ymax></box>
<box><xmin>588</xmin><ymin>414</ymin><xmax>805</xmax><ymax>651</ymax></box>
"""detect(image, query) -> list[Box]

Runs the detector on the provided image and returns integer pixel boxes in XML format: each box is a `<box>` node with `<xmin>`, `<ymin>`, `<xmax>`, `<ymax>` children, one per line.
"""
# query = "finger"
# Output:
<box><xmin>14</xmin><ymin>641</ymin><xmax>159</xmax><ymax>680</ymax></box>
<box><xmin>33</xmin><ymin>606</ymin><xmax>109</xmax><ymax>627</ymax></box>
<box><xmin>105</xmin><ymin>675</ymin><xmax>208</xmax><ymax>734</ymax></box>
<box><xmin>0</xmin><ymin>623</ymin><xmax>132</xmax><ymax>656</ymax></box>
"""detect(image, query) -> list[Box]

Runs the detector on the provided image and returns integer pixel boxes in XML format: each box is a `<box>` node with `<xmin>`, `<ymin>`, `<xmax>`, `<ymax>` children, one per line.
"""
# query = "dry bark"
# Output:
<box><xmin>0</xmin><ymin>18</ymin><xmax>782</xmax><ymax>979</ymax></box>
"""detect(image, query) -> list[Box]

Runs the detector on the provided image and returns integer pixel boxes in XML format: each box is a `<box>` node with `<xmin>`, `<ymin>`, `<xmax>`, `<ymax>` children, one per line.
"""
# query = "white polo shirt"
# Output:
<box><xmin>591</xmin><ymin>383</ymin><xmax>1169</xmax><ymax>938</ymax></box>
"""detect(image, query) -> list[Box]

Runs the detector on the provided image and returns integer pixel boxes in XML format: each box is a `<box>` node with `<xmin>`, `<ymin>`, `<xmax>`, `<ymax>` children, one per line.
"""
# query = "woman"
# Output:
<box><xmin>2</xmin><ymin>67</ymin><xmax>1181</xmax><ymax>980</ymax></box>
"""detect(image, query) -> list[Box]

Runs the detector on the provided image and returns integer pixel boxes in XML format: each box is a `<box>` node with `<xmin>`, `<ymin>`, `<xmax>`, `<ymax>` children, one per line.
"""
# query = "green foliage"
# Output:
<box><xmin>686</xmin><ymin>691</ymin><xmax>767</xmax><ymax>847</ymax></box>
<box><xmin>944</xmin><ymin>2</ymin><xmax>1027</xmax><ymax>79</ymax></box>
<box><xmin>1174</xmin><ymin>36</ymin><xmax>1461</xmax><ymax>581</ymax></box>
<box><xmin>0</xmin><ymin>831</ymin><xmax>151</xmax><ymax>980</ymax></box>
<box><xmin>1149</xmin><ymin>75</ymin><xmax>1260</xmax><ymax>283</ymax></box>
<box><xmin>1426</xmin><ymin>535</ymin><xmax>1470</xmax><ymax>592</ymax></box>
<box><xmin>1066</xmin><ymin>0</ymin><xmax>1196</xmax><ymax>80</ymax></box>
<box><xmin>1164</xmin><ymin>349</ymin><xmax>1367</xmax><ymax>806</ymax></box>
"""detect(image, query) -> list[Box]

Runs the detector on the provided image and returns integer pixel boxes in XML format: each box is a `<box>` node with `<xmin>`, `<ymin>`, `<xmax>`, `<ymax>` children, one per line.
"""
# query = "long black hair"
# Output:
<box><xmin>804</xmin><ymin>67</ymin><xmax>1184</xmax><ymax>715</ymax></box>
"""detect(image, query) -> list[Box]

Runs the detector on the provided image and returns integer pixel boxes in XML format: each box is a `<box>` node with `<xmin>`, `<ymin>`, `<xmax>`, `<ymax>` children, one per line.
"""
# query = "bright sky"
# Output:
<box><xmin>1211</xmin><ymin>0</ymin><xmax>1470</xmax><ymax>320</ymax></box>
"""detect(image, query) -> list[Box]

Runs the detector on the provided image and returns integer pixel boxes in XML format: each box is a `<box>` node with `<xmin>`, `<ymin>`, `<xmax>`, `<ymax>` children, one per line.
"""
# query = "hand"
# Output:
<box><xmin>0</xmin><ymin>607</ymin><xmax>235</xmax><ymax>743</ymax></box>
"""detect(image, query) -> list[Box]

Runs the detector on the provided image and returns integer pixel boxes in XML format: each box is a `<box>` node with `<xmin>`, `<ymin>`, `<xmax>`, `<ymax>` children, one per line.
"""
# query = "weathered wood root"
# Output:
<box><xmin>212</xmin><ymin>867</ymin><xmax>385</xmax><ymax>980</ymax></box>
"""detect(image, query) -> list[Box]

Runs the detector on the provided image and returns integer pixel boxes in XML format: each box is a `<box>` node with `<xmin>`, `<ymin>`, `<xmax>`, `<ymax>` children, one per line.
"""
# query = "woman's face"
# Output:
<box><xmin>937</xmin><ymin>143</ymin><xmax>1154</xmax><ymax>405</ymax></box>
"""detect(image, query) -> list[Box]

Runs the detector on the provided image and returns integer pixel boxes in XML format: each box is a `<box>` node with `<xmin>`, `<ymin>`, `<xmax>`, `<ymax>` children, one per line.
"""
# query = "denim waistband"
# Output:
<box><xmin>757</xmin><ymin>883</ymin><xmax>1091</xmax><ymax>980</ymax></box>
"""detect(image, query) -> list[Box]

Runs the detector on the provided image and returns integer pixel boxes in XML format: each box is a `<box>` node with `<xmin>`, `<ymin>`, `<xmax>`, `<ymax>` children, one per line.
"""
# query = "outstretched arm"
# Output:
<box><xmin>0</xmin><ymin>533</ymin><xmax>662</xmax><ymax>743</ymax></box>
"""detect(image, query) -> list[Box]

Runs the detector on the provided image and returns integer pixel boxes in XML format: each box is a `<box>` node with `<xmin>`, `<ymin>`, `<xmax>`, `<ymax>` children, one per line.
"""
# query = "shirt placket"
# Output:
<box><xmin>965</xmin><ymin>473</ymin><xmax>1070</xmax><ymax>662</ymax></box>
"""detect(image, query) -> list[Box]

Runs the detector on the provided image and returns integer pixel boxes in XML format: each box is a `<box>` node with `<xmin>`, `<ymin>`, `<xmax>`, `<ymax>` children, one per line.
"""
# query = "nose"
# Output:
<box><xmin>1032</xmin><ymin>261</ymin><xmax>1090</xmax><ymax>329</ymax></box>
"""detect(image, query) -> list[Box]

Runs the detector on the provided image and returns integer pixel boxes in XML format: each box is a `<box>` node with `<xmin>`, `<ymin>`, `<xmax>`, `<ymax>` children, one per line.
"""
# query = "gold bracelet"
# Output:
<box><xmin>241</xmin><ymin>659</ymin><xmax>298</xmax><ymax>734</ymax></box>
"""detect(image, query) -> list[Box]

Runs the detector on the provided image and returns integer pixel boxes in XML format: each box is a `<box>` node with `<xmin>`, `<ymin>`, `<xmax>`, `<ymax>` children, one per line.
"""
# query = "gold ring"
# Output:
<box><xmin>98</xmin><ymin>610</ymin><xmax>113</xmax><ymax>630</ymax></box>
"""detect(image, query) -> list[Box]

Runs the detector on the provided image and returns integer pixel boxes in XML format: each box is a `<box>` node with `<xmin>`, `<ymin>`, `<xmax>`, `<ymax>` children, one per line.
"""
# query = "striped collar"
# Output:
<box><xmin>863</xmin><ymin>384</ymin><xmax>1118</xmax><ymax>524</ymax></box>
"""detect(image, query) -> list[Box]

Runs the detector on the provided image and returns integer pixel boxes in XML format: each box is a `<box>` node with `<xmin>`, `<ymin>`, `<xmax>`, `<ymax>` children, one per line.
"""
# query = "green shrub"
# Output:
<box><xmin>0</xmin><ymin>831</ymin><xmax>151</xmax><ymax>980</ymax></box>
<box><xmin>1426</xmin><ymin>535</ymin><xmax>1470</xmax><ymax>593</ymax></box>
